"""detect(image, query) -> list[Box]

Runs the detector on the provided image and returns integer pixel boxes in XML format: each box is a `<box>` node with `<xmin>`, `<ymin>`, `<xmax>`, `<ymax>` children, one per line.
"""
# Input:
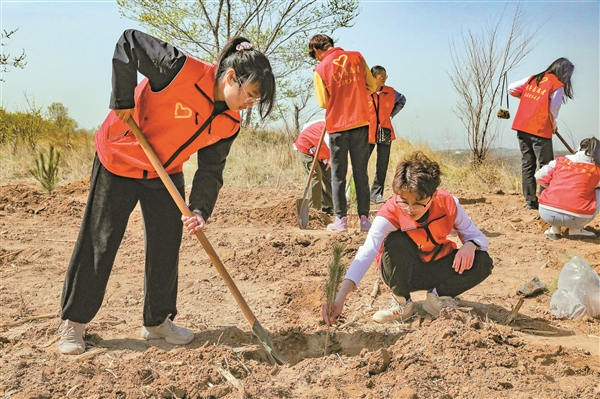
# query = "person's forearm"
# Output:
<box><xmin>335</xmin><ymin>279</ymin><xmax>356</xmax><ymax>302</ymax></box>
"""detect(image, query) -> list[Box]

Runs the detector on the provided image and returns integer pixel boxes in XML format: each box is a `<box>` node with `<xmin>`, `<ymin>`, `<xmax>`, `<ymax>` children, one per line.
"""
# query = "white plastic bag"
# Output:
<box><xmin>550</xmin><ymin>256</ymin><xmax>600</xmax><ymax>319</ymax></box>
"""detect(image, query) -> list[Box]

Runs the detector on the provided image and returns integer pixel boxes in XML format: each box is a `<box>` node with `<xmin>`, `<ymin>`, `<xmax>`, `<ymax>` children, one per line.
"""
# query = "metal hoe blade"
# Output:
<box><xmin>296</xmin><ymin>198</ymin><xmax>310</xmax><ymax>229</ymax></box>
<box><xmin>252</xmin><ymin>319</ymin><xmax>283</xmax><ymax>365</ymax></box>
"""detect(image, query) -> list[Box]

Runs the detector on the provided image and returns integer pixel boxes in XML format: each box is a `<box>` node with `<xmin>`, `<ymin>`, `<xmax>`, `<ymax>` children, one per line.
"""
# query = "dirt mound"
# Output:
<box><xmin>249</xmin><ymin>199</ymin><xmax>331</xmax><ymax>229</ymax></box>
<box><xmin>0</xmin><ymin>180</ymin><xmax>88</xmax><ymax>218</ymax></box>
<box><xmin>2</xmin><ymin>184</ymin><xmax>600</xmax><ymax>398</ymax></box>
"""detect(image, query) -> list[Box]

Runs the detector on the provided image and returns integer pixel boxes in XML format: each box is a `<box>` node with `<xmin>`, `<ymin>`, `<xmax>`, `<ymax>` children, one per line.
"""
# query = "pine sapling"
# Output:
<box><xmin>324</xmin><ymin>243</ymin><xmax>346</xmax><ymax>355</ymax></box>
<box><xmin>29</xmin><ymin>145</ymin><xmax>61</xmax><ymax>193</ymax></box>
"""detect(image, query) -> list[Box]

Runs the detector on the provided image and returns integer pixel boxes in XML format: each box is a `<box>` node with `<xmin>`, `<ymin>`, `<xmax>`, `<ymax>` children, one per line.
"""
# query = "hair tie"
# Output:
<box><xmin>235</xmin><ymin>41</ymin><xmax>253</xmax><ymax>51</ymax></box>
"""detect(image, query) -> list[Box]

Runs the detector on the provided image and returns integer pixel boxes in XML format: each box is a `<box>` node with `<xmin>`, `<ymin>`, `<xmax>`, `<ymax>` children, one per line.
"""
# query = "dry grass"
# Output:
<box><xmin>2</xmin><ymin>128</ymin><xmax>521</xmax><ymax>195</ymax></box>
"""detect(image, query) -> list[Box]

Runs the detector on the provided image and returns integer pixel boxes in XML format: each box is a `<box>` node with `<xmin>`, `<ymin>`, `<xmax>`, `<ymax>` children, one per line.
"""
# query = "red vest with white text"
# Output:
<box><xmin>511</xmin><ymin>72</ymin><xmax>563</xmax><ymax>139</ymax></box>
<box><xmin>538</xmin><ymin>156</ymin><xmax>600</xmax><ymax>215</ymax></box>
<box><xmin>95</xmin><ymin>57</ymin><xmax>240</xmax><ymax>179</ymax></box>
<box><xmin>315</xmin><ymin>47</ymin><xmax>371</xmax><ymax>133</ymax></box>
<box><xmin>377</xmin><ymin>190</ymin><xmax>458</xmax><ymax>263</ymax></box>
<box><xmin>368</xmin><ymin>85</ymin><xmax>397</xmax><ymax>143</ymax></box>
<box><xmin>295</xmin><ymin>120</ymin><xmax>330</xmax><ymax>161</ymax></box>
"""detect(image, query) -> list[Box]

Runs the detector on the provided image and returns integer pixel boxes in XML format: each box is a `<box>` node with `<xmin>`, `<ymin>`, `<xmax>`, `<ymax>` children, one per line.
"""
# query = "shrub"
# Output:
<box><xmin>29</xmin><ymin>145</ymin><xmax>61</xmax><ymax>193</ymax></box>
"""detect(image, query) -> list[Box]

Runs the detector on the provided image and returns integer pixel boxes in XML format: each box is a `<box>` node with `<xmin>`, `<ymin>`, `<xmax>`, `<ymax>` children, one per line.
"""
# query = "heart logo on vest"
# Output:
<box><xmin>174</xmin><ymin>102</ymin><xmax>193</xmax><ymax>119</ymax></box>
<box><xmin>332</xmin><ymin>54</ymin><xmax>348</xmax><ymax>69</ymax></box>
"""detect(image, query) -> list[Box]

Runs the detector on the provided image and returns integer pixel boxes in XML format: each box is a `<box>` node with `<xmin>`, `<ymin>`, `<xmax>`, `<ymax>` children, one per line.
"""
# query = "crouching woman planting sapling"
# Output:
<box><xmin>322</xmin><ymin>152</ymin><xmax>494</xmax><ymax>325</ymax></box>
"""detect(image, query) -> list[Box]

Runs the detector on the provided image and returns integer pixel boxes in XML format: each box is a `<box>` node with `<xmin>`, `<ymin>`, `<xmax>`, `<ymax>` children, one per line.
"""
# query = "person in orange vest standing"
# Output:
<box><xmin>368</xmin><ymin>65</ymin><xmax>406</xmax><ymax>204</ymax></box>
<box><xmin>536</xmin><ymin>137</ymin><xmax>600</xmax><ymax>239</ymax></box>
<box><xmin>308</xmin><ymin>34</ymin><xmax>377</xmax><ymax>232</ymax></box>
<box><xmin>58</xmin><ymin>29</ymin><xmax>275</xmax><ymax>355</ymax></box>
<box><xmin>509</xmin><ymin>57</ymin><xmax>574</xmax><ymax>210</ymax></box>
<box><xmin>294</xmin><ymin>119</ymin><xmax>333</xmax><ymax>215</ymax></box>
<box><xmin>321</xmin><ymin>152</ymin><xmax>493</xmax><ymax>324</ymax></box>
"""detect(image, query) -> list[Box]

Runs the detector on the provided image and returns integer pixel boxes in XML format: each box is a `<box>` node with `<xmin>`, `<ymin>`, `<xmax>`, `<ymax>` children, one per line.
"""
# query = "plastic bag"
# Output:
<box><xmin>550</xmin><ymin>256</ymin><xmax>600</xmax><ymax>319</ymax></box>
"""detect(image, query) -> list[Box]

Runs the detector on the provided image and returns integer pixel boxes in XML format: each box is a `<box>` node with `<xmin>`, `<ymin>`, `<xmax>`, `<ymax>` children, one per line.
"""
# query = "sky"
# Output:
<box><xmin>1</xmin><ymin>0</ymin><xmax>598</xmax><ymax>150</ymax></box>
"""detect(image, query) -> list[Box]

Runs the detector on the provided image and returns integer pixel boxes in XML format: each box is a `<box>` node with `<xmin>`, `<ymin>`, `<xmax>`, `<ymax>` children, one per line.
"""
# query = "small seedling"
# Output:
<box><xmin>324</xmin><ymin>243</ymin><xmax>346</xmax><ymax>355</ymax></box>
<box><xmin>29</xmin><ymin>145</ymin><xmax>61</xmax><ymax>193</ymax></box>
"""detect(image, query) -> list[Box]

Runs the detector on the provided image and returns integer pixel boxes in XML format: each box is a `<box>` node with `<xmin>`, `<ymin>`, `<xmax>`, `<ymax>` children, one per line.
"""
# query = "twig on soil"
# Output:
<box><xmin>0</xmin><ymin>312</ymin><xmax>56</xmax><ymax>328</ymax></box>
<box><xmin>104</xmin><ymin>368</ymin><xmax>118</xmax><ymax>378</ymax></box>
<box><xmin>165</xmin><ymin>387</ymin><xmax>182</xmax><ymax>399</ymax></box>
<box><xmin>336</xmin><ymin>353</ymin><xmax>345</xmax><ymax>366</ymax></box>
<box><xmin>217</xmin><ymin>366</ymin><xmax>245</xmax><ymax>396</ymax></box>
<box><xmin>73</xmin><ymin>348</ymin><xmax>108</xmax><ymax>361</ymax></box>
<box><xmin>40</xmin><ymin>335</ymin><xmax>60</xmax><ymax>348</ymax></box>
<box><xmin>66</xmin><ymin>384</ymin><xmax>81</xmax><ymax>397</ymax></box>
<box><xmin>509</xmin><ymin>222</ymin><xmax>518</xmax><ymax>231</ymax></box>
<box><xmin>338</xmin><ymin>313</ymin><xmax>357</xmax><ymax>330</ymax></box>
<box><xmin>234</xmin><ymin>353</ymin><xmax>251</xmax><ymax>375</ymax></box>
<box><xmin>368</xmin><ymin>278</ymin><xmax>380</xmax><ymax>307</ymax></box>
<box><xmin>41</xmin><ymin>238</ymin><xmax>76</xmax><ymax>243</ymax></box>
<box><xmin>216</xmin><ymin>331</ymin><xmax>225</xmax><ymax>346</ymax></box>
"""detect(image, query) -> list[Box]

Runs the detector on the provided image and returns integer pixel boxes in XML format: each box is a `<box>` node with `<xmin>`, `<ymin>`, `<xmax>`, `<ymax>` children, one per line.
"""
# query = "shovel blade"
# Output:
<box><xmin>296</xmin><ymin>198</ymin><xmax>310</xmax><ymax>229</ymax></box>
<box><xmin>252</xmin><ymin>319</ymin><xmax>283</xmax><ymax>365</ymax></box>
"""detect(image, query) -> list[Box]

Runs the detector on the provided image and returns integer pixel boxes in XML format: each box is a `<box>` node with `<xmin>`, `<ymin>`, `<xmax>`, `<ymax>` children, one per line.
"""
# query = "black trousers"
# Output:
<box><xmin>61</xmin><ymin>156</ymin><xmax>185</xmax><ymax>327</ymax></box>
<box><xmin>380</xmin><ymin>230</ymin><xmax>493</xmax><ymax>299</ymax></box>
<box><xmin>517</xmin><ymin>131</ymin><xmax>553</xmax><ymax>206</ymax></box>
<box><xmin>368</xmin><ymin>142</ymin><xmax>391</xmax><ymax>198</ymax></box>
<box><xmin>329</xmin><ymin>126</ymin><xmax>370</xmax><ymax>218</ymax></box>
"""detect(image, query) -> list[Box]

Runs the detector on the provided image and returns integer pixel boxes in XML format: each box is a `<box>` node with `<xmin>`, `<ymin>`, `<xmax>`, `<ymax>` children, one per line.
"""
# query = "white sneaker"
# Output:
<box><xmin>141</xmin><ymin>317</ymin><xmax>194</xmax><ymax>345</ymax></box>
<box><xmin>543</xmin><ymin>226</ymin><xmax>561</xmax><ymax>240</ymax></box>
<box><xmin>58</xmin><ymin>320</ymin><xmax>86</xmax><ymax>355</ymax></box>
<box><xmin>372</xmin><ymin>298</ymin><xmax>417</xmax><ymax>323</ymax></box>
<box><xmin>568</xmin><ymin>228</ymin><xmax>596</xmax><ymax>238</ymax></box>
<box><xmin>422</xmin><ymin>292</ymin><xmax>457</xmax><ymax>318</ymax></box>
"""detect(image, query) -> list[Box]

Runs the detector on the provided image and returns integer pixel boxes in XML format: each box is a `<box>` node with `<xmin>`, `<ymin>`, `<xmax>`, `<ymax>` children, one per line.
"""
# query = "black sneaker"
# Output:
<box><xmin>525</xmin><ymin>202</ymin><xmax>538</xmax><ymax>210</ymax></box>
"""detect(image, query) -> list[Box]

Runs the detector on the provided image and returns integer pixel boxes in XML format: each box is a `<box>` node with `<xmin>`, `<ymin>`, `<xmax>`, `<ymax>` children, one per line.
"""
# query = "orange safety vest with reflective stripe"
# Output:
<box><xmin>511</xmin><ymin>72</ymin><xmax>563</xmax><ymax>139</ymax></box>
<box><xmin>314</xmin><ymin>47</ymin><xmax>371</xmax><ymax>133</ymax></box>
<box><xmin>95</xmin><ymin>57</ymin><xmax>240</xmax><ymax>179</ymax></box>
<box><xmin>376</xmin><ymin>189</ymin><xmax>458</xmax><ymax>263</ymax></box>
<box><xmin>368</xmin><ymin>85</ymin><xmax>397</xmax><ymax>144</ymax></box>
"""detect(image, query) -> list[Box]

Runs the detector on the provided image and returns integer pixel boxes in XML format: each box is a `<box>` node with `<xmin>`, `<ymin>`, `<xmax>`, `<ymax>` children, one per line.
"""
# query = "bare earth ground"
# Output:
<box><xmin>1</xmin><ymin>181</ymin><xmax>599</xmax><ymax>399</ymax></box>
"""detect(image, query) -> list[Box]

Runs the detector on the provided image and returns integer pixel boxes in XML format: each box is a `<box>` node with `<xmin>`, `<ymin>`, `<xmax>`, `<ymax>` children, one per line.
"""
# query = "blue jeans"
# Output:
<box><xmin>539</xmin><ymin>189</ymin><xmax>600</xmax><ymax>229</ymax></box>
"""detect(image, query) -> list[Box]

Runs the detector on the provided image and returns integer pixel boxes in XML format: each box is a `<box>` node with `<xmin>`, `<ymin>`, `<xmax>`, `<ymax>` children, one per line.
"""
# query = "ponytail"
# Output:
<box><xmin>579</xmin><ymin>137</ymin><xmax>600</xmax><ymax>166</ymax></box>
<box><xmin>216</xmin><ymin>37</ymin><xmax>276</xmax><ymax>119</ymax></box>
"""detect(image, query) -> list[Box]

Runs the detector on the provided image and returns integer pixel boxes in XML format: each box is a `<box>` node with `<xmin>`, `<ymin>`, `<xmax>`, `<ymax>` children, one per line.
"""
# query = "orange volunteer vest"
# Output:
<box><xmin>95</xmin><ymin>57</ymin><xmax>241</xmax><ymax>179</ymax></box>
<box><xmin>377</xmin><ymin>189</ymin><xmax>458</xmax><ymax>263</ymax></box>
<box><xmin>315</xmin><ymin>47</ymin><xmax>371</xmax><ymax>133</ymax></box>
<box><xmin>368</xmin><ymin>85</ymin><xmax>397</xmax><ymax>143</ymax></box>
<box><xmin>538</xmin><ymin>156</ymin><xmax>600</xmax><ymax>216</ymax></box>
<box><xmin>511</xmin><ymin>72</ymin><xmax>564</xmax><ymax>139</ymax></box>
<box><xmin>295</xmin><ymin>120</ymin><xmax>330</xmax><ymax>161</ymax></box>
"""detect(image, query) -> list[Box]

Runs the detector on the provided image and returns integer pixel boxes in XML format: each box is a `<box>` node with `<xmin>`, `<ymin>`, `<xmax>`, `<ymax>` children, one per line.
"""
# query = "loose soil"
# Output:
<box><xmin>1</xmin><ymin>181</ymin><xmax>599</xmax><ymax>398</ymax></box>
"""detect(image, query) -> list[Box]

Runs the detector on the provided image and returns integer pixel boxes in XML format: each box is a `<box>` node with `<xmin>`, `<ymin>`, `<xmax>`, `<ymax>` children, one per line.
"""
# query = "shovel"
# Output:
<box><xmin>296</xmin><ymin>124</ymin><xmax>327</xmax><ymax>229</ymax></box>
<box><xmin>126</xmin><ymin>118</ymin><xmax>283</xmax><ymax>365</ymax></box>
<box><xmin>555</xmin><ymin>130</ymin><xmax>575</xmax><ymax>154</ymax></box>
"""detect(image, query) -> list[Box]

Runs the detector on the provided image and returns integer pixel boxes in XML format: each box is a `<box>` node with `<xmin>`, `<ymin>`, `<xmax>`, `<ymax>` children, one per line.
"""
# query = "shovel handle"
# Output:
<box><xmin>126</xmin><ymin>118</ymin><xmax>256</xmax><ymax>325</ymax></box>
<box><xmin>300</xmin><ymin>124</ymin><xmax>328</xmax><ymax>200</ymax></box>
<box><xmin>554</xmin><ymin>130</ymin><xmax>575</xmax><ymax>154</ymax></box>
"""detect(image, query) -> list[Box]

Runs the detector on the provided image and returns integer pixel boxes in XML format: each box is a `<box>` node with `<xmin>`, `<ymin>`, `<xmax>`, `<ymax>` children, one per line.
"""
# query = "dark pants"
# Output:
<box><xmin>368</xmin><ymin>142</ymin><xmax>391</xmax><ymax>198</ymax></box>
<box><xmin>329</xmin><ymin>126</ymin><xmax>370</xmax><ymax>218</ymax></box>
<box><xmin>517</xmin><ymin>131</ymin><xmax>553</xmax><ymax>206</ymax></box>
<box><xmin>380</xmin><ymin>230</ymin><xmax>493</xmax><ymax>299</ymax></box>
<box><xmin>61</xmin><ymin>156</ymin><xmax>184</xmax><ymax>327</ymax></box>
<box><xmin>299</xmin><ymin>152</ymin><xmax>333</xmax><ymax>211</ymax></box>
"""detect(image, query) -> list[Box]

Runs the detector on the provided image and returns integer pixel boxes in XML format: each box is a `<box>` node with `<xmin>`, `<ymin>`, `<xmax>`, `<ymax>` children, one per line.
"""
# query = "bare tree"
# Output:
<box><xmin>1</xmin><ymin>28</ymin><xmax>27</xmax><ymax>82</ymax></box>
<box><xmin>449</xmin><ymin>8</ymin><xmax>537</xmax><ymax>164</ymax></box>
<box><xmin>116</xmin><ymin>0</ymin><xmax>358</xmax><ymax>126</ymax></box>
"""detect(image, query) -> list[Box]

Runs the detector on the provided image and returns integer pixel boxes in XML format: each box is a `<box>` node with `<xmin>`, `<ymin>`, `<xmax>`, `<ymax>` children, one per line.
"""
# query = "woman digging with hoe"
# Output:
<box><xmin>322</xmin><ymin>152</ymin><xmax>493</xmax><ymax>325</ymax></box>
<box><xmin>58</xmin><ymin>29</ymin><xmax>275</xmax><ymax>355</ymax></box>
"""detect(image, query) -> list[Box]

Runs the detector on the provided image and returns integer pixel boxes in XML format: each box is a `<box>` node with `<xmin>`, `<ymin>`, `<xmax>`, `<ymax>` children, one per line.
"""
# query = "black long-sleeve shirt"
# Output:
<box><xmin>109</xmin><ymin>29</ymin><xmax>238</xmax><ymax>219</ymax></box>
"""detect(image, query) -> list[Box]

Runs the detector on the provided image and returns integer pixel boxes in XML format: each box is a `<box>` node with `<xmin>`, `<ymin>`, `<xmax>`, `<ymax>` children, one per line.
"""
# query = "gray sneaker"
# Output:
<box><xmin>423</xmin><ymin>292</ymin><xmax>457</xmax><ymax>318</ymax></box>
<box><xmin>58</xmin><ymin>320</ymin><xmax>86</xmax><ymax>355</ymax></box>
<box><xmin>373</xmin><ymin>298</ymin><xmax>417</xmax><ymax>323</ymax></box>
<box><xmin>141</xmin><ymin>317</ymin><xmax>194</xmax><ymax>345</ymax></box>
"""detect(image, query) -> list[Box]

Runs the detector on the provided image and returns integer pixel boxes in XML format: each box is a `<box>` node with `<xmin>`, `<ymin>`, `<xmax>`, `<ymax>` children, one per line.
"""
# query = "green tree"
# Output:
<box><xmin>47</xmin><ymin>102</ymin><xmax>77</xmax><ymax>146</ymax></box>
<box><xmin>1</xmin><ymin>28</ymin><xmax>27</xmax><ymax>81</ymax></box>
<box><xmin>116</xmin><ymin>0</ymin><xmax>358</xmax><ymax>126</ymax></box>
